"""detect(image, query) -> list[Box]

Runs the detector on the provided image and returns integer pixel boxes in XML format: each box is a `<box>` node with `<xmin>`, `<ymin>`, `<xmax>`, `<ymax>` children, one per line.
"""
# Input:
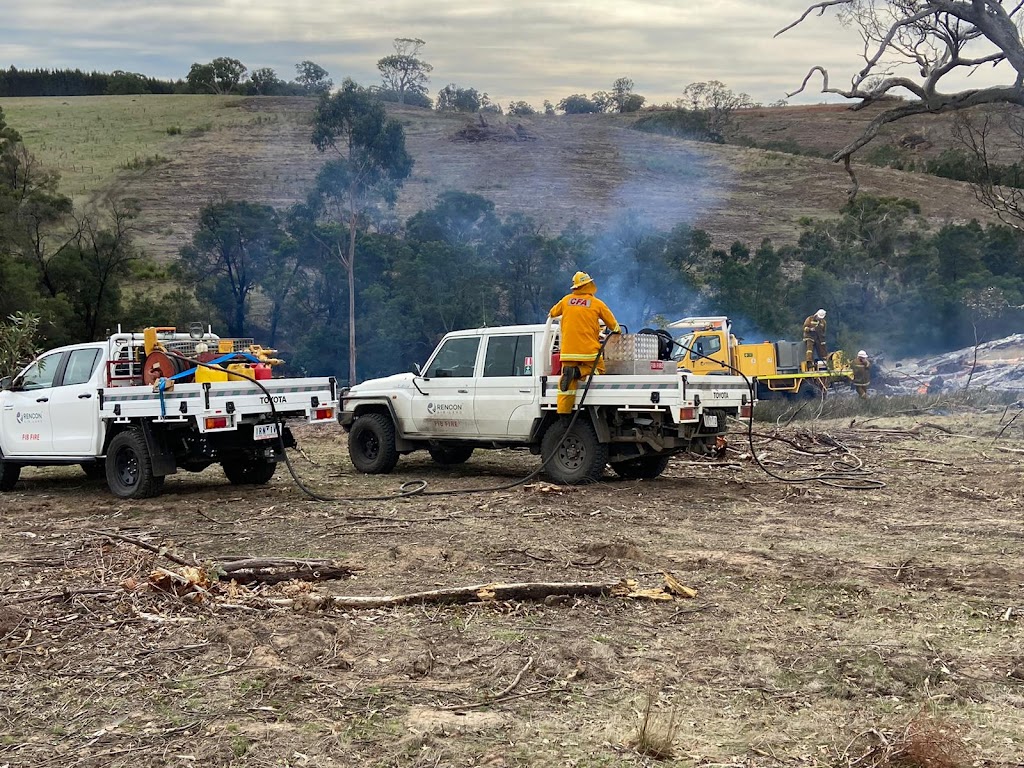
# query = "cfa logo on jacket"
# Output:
<box><xmin>568</xmin><ymin>297</ymin><xmax>592</xmax><ymax>307</ymax></box>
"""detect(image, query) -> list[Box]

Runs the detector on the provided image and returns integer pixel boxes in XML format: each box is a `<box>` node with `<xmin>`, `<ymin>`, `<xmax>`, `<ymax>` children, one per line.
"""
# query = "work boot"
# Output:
<box><xmin>558</xmin><ymin>366</ymin><xmax>580</xmax><ymax>393</ymax></box>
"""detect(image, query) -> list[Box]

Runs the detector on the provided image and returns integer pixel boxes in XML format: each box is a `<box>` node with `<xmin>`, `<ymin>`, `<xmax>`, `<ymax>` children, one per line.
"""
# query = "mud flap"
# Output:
<box><xmin>139</xmin><ymin>421</ymin><xmax>177</xmax><ymax>477</ymax></box>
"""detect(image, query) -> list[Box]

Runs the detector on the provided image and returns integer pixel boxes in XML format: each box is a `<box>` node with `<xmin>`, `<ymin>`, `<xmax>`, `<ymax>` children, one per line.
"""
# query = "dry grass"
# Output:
<box><xmin>0</xmin><ymin>94</ymin><xmax>245</xmax><ymax>203</ymax></box>
<box><xmin>3</xmin><ymin>415</ymin><xmax>1024</xmax><ymax>766</ymax></box>
<box><xmin>630</xmin><ymin>690</ymin><xmax>680</xmax><ymax>760</ymax></box>
<box><xmin>753</xmin><ymin>390</ymin><xmax>1019</xmax><ymax>424</ymax></box>
<box><xmin>845</xmin><ymin>713</ymin><xmax>969</xmax><ymax>768</ymax></box>
<box><xmin>0</xmin><ymin>95</ymin><xmax>1001</xmax><ymax>263</ymax></box>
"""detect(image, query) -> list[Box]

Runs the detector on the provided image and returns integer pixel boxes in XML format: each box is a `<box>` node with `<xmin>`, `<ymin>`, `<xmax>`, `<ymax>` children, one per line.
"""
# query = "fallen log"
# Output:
<box><xmin>262</xmin><ymin>578</ymin><xmax>680</xmax><ymax>610</ymax></box>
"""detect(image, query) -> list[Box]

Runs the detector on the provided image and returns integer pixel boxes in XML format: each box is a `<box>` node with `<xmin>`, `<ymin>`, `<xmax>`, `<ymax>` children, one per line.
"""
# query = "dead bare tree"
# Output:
<box><xmin>951</xmin><ymin>109</ymin><xmax>1024</xmax><ymax>227</ymax></box>
<box><xmin>777</xmin><ymin>1</ymin><xmax>1024</xmax><ymax>197</ymax></box>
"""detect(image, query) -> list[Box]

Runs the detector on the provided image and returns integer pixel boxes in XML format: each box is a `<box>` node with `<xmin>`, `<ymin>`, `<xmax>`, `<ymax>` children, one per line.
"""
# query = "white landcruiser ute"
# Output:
<box><xmin>339</xmin><ymin>320</ymin><xmax>752</xmax><ymax>483</ymax></box>
<box><xmin>0</xmin><ymin>328</ymin><xmax>339</xmax><ymax>499</ymax></box>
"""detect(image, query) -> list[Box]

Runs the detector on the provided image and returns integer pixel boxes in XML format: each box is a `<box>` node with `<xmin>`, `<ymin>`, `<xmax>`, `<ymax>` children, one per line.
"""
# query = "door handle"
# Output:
<box><xmin>457</xmin><ymin>389</ymin><xmax>469</xmax><ymax>394</ymax></box>
<box><xmin>519</xmin><ymin>389</ymin><xmax>532</xmax><ymax>393</ymax></box>
<box><xmin>78</xmin><ymin>393</ymin><xmax>93</xmax><ymax>399</ymax></box>
<box><xmin>36</xmin><ymin>397</ymin><xmax>49</xmax><ymax>403</ymax></box>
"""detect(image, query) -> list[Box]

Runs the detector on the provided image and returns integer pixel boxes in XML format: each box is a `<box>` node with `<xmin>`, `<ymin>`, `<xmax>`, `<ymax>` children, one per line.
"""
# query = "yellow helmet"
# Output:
<box><xmin>571</xmin><ymin>271</ymin><xmax>594</xmax><ymax>289</ymax></box>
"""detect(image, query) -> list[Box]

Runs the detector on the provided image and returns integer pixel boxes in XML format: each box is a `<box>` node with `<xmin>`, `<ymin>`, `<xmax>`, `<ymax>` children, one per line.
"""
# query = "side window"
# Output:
<box><xmin>62</xmin><ymin>349</ymin><xmax>101</xmax><ymax>386</ymax></box>
<box><xmin>483</xmin><ymin>335</ymin><xmax>534</xmax><ymax>377</ymax></box>
<box><xmin>19</xmin><ymin>352</ymin><xmax>64</xmax><ymax>391</ymax></box>
<box><xmin>427</xmin><ymin>337</ymin><xmax>480</xmax><ymax>378</ymax></box>
<box><xmin>691</xmin><ymin>335</ymin><xmax>721</xmax><ymax>360</ymax></box>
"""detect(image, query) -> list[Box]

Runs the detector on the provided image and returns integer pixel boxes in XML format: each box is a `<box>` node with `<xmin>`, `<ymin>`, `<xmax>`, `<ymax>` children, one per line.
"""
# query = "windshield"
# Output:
<box><xmin>672</xmin><ymin>334</ymin><xmax>694</xmax><ymax>361</ymax></box>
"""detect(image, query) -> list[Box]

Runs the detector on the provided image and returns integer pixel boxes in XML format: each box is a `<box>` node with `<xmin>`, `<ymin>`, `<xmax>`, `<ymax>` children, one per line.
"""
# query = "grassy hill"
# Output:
<box><xmin>0</xmin><ymin>94</ymin><xmax>1001</xmax><ymax>262</ymax></box>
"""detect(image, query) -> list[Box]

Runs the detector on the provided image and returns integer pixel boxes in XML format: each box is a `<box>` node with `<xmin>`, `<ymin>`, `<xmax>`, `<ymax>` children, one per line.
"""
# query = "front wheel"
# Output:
<box><xmin>541</xmin><ymin>419</ymin><xmax>607</xmax><ymax>485</ymax></box>
<box><xmin>612</xmin><ymin>454</ymin><xmax>671</xmax><ymax>480</ymax></box>
<box><xmin>429</xmin><ymin>445</ymin><xmax>474</xmax><ymax>466</ymax></box>
<box><xmin>0</xmin><ymin>451</ymin><xmax>20</xmax><ymax>492</ymax></box>
<box><xmin>349</xmin><ymin>413</ymin><xmax>399</xmax><ymax>474</ymax></box>
<box><xmin>105</xmin><ymin>429</ymin><xmax>164</xmax><ymax>499</ymax></box>
<box><xmin>222</xmin><ymin>457</ymin><xmax>276</xmax><ymax>485</ymax></box>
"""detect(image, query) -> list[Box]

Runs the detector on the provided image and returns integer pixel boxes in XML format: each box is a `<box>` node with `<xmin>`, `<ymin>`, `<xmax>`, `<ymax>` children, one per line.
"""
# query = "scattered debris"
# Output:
<box><xmin>453</xmin><ymin>114</ymin><xmax>537</xmax><ymax>143</ymax></box>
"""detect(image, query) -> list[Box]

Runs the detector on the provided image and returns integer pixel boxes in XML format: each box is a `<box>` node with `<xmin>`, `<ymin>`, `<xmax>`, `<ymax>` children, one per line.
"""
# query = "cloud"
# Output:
<box><xmin>0</xmin><ymin>1</ymin><xmax>1015</xmax><ymax>106</ymax></box>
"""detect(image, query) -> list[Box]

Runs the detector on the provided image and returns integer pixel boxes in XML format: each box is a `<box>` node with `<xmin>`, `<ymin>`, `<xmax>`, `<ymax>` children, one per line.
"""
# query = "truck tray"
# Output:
<box><xmin>604</xmin><ymin>359</ymin><xmax>678</xmax><ymax>376</ymax></box>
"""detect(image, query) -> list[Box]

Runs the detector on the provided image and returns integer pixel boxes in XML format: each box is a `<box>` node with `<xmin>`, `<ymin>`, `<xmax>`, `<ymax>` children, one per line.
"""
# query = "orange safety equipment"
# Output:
<box><xmin>549</xmin><ymin>281</ymin><xmax>620</xmax><ymax>365</ymax></box>
<box><xmin>571</xmin><ymin>271</ymin><xmax>594</xmax><ymax>290</ymax></box>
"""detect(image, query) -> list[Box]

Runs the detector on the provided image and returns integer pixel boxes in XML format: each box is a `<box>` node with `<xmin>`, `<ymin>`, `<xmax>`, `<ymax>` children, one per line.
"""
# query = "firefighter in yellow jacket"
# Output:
<box><xmin>851</xmin><ymin>350</ymin><xmax>871</xmax><ymax>399</ymax></box>
<box><xmin>549</xmin><ymin>271</ymin><xmax>621</xmax><ymax>415</ymax></box>
<box><xmin>802</xmin><ymin>309</ymin><xmax>828</xmax><ymax>371</ymax></box>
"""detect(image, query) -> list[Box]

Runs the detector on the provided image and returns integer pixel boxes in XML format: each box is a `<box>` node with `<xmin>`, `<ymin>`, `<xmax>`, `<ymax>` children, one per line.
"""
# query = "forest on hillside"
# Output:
<box><xmin>3</xmin><ymin>90</ymin><xmax>1024</xmax><ymax>383</ymax></box>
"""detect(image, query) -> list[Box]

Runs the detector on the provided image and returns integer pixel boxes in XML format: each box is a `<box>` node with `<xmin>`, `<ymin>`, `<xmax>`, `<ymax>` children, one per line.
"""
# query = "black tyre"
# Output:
<box><xmin>222</xmin><ymin>458</ymin><xmax>276</xmax><ymax>485</ymax></box>
<box><xmin>428</xmin><ymin>445</ymin><xmax>475</xmax><ymax>466</ymax></box>
<box><xmin>105</xmin><ymin>429</ymin><xmax>164</xmax><ymax>499</ymax></box>
<box><xmin>612</xmin><ymin>453</ymin><xmax>672</xmax><ymax>480</ymax></box>
<box><xmin>81</xmin><ymin>462</ymin><xmax>106</xmax><ymax>481</ymax></box>
<box><xmin>541</xmin><ymin>419</ymin><xmax>608</xmax><ymax>485</ymax></box>
<box><xmin>0</xmin><ymin>451</ymin><xmax>20</xmax><ymax>492</ymax></box>
<box><xmin>349</xmin><ymin>412</ymin><xmax>399</xmax><ymax>474</ymax></box>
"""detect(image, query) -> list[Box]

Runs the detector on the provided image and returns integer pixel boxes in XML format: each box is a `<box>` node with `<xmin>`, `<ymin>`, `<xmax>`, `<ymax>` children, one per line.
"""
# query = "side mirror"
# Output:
<box><xmin>413</xmin><ymin>362</ymin><xmax>422</xmax><ymax>375</ymax></box>
<box><xmin>0</xmin><ymin>376</ymin><xmax>12</xmax><ymax>391</ymax></box>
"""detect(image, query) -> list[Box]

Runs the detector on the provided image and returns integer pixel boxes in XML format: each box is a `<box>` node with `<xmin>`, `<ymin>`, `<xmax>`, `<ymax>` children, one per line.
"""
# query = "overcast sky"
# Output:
<box><xmin>0</xmin><ymin>1</ymin><xmax>1013</xmax><ymax>106</ymax></box>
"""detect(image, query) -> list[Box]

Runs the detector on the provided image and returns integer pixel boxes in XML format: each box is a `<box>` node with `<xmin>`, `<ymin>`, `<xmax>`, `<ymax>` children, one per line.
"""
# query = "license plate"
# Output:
<box><xmin>702</xmin><ymin>414</ymin><xmax>719</xmax><ymax>429</ymax></box>
<box><xmin>254</xmin><ymin>423</ymin><xmax>279</xmax><ymax>441</ymax></box>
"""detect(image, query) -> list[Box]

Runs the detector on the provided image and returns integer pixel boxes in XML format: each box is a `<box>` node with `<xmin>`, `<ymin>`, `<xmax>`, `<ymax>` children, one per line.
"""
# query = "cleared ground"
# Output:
<box><xmin>2</xmin><ymin>409</ymin><xmax>1023</xmax><ymax>767</ymax></box>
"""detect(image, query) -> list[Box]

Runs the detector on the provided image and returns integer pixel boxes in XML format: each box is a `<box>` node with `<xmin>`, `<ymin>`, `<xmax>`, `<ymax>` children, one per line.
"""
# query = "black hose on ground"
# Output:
<box><xmin>171</xmin><ymin>338</ymin><xmax>612</xmax><ymax>502</ymax></box>
<box><xmin>669</xmin><ymin>339</ymin><xmax>884</xmax><ymax>490</ymax></box>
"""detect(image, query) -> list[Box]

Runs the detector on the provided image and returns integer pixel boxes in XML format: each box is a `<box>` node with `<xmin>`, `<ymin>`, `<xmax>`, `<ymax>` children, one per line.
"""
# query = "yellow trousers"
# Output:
<box><xmin>557</xmin><ymin>359</ymin><xmax>598</xmax><ymax>414</ymax></box>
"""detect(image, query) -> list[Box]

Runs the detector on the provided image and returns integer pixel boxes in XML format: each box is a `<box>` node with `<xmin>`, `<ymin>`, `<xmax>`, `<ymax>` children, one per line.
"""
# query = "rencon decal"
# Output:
<box><xmin>16</xmin><ymin>411</ymin><xmax>44</xmax><ymax>424</ymax></box>
<box><xmin>427</xmin><ymin>402</ymin><xmax>463</xmax><ymax>415</ymax></box>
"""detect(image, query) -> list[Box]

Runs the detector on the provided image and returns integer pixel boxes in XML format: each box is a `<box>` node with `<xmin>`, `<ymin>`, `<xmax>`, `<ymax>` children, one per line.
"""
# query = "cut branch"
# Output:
<box><xmin>263</xmin><ymin>579</ymin><xmax>637</xmax><ymax>610</ymax></box>
<box><xmin>92</xmin><ymin>529</ymin><xmax>355</xmax><ymax>586</ymax></box>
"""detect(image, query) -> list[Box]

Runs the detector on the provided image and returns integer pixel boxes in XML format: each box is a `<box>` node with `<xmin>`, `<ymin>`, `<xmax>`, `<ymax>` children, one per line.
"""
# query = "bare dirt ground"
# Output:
<box><xmin>2</xmin><ymin>411</ymin><xmax>1023</xmax><ymax>767</ymax></box>
<box><xmin>114</xmin><ymin>98</ymin><xmax>997</xmax><ymax>262</ymax></box>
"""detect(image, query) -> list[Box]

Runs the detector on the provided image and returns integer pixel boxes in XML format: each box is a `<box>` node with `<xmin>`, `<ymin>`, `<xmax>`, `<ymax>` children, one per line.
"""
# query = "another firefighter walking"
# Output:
<box><xmin>852</xmin><ymin>350</ymin><xmax>871</xmax><ymax>399</ymax></box>
<box><xmin>802</xmin><ymin>309</ymin><xmax>828</xmax><ymax>371</ymax></box>
<box><xmin>549</xmin><ymin>271</ymin><xmax>620</xmax><ymax>415</ymax></box>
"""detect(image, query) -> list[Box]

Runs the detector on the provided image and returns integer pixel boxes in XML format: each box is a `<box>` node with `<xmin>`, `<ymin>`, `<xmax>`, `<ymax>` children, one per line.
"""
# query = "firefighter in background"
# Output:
<box><xmin>802</xmin><ymin>309</ymin><xmax>828</xmax><ymax>371</ymax></box>
<box><xmin>852</xmin><ymin>350</ymin><xmax>871</xmax><ymax>399</ymax></box>
<box><xmin>549</xmin><ymin>271</ymin><xmax>621</xmax><ymax>415</ymax></box>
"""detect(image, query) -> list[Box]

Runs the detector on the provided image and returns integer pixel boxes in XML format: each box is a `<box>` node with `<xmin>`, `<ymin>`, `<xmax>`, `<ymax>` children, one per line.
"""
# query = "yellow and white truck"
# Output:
<box><xmin>668</xmin><ymin>316</ymin><xmax>854</xmax><ymax>399</ymax></box>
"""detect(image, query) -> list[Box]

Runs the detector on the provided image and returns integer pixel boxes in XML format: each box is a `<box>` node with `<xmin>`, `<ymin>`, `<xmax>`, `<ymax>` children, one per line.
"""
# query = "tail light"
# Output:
<box><xmin>205</xmin><ymin>416</ymin><xmax>229</xmax><ymax>429</ymax></box>
<box><xmin>740</xmin><ymin>404</ymin><xmax>752</xmax><ymax>419</ymax></box>
<box><xmin>314</xmin><ymin>407</ymin><xmax>334</xmax><ymax>421</ymax></box>
<box><xmin>679</xmin><ymin>406</ymin><xmax>696</xmax><ymax>421</ymax></box>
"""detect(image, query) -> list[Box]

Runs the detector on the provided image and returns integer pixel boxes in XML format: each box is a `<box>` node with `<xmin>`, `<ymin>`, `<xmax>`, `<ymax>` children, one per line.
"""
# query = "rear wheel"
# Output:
<box><xmin>429</xmin><ymin>445</ymin><xmax>475</xmax><ymax>465</ymax></box>
<box><xmin>0</xmin><ymin>451</ymin><xmax>20</xmax><ymax>492</ymax></box>
<box><xmin>222</xmin><ymin>457</ymin><xmax>276</xmax><ymax>485</ymax></box>
<box><xmin>612</xmin><ymin>454</ymin><xmax>671</xmax><ymax>480</ymax></box>
<box><xmin>349</xmin><ymin>413</ymin><xmax>399</xmax><ymax>474</ymax></box>
<box><xmin>106</xmin><ymin>429</ymin><xmax>164</xmax><ymax>499</ymax></box>
<box><xmin>541</xmin><ymin>419</ymin><xmax>607</xmax><ymax>485</ymax></box>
